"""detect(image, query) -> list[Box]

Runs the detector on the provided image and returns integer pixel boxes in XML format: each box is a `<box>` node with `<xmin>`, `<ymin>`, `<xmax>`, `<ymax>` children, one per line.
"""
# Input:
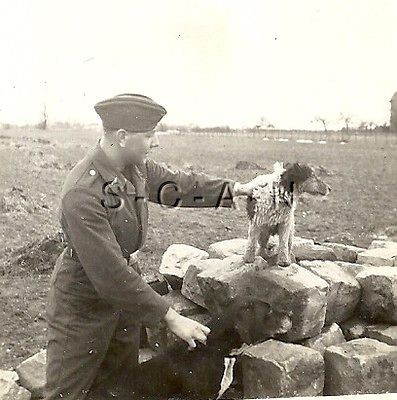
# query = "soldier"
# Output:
<box><xmin>45</xmin><ymin>94</ymin><xmax>267</xmax><ymax>399</ymax></box>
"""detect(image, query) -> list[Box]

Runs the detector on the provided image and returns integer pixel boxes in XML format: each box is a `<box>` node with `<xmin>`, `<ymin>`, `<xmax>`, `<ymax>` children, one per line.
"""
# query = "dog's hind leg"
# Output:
<box><xmin>287</xmin><ymin>214</ymin><xmax>296</xmax><ymax>263</ymax></box>
<box><xmin>244</xmin><ymin>221</ymin><xmax>260</xmax><ymax>263</ymax></box>
<box><xmin>277</xmin><ymin>220</ymin><xmax>292</xmax><ymax>267</ymax></box>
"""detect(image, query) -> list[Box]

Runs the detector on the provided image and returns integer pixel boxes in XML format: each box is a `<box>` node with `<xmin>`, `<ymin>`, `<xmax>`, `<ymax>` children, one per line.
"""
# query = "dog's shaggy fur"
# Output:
<box><xmin>243</xmin><ymin>162</ymin><xmax>331</xmax><ymax>266</ymax></box>
<box><xmin>95</xmin><ymin>296</ymin><xmax>291</xmax><ymax>400</ymax></box>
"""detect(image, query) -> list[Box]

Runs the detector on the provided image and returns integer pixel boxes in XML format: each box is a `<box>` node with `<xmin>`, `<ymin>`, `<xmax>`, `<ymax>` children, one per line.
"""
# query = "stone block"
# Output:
<box><xmin>322</xmin><ymin>242</ymin><xmax>366</xmax><ymax>263</ymax></box>
<box><xmin>340</xmin><ymin>318</ymin><xmax>371</xmax><ymax>340</ymax></box>
<box><xmin>294</xmin><ymin>243</ymin><xmax>337</xmax><ymax>262</ymax></box>
<box><xmin>181</xmin><ymin>259</ymin><xmax>222</xmax><ymax>308</ymax></box>
<box><xmin>356</xmin><ymin>267</ymin><xmax>397</xmax><ymax>323</ymax></box>
<box><xmin>142</xmin><ymin>272</ymin><xmax>169</xmax><ymax>295</ymax></box>
<box><xmin>369</xmin><ymin>239</ymin><xmax>397</xmax><ymax>251</ymax></box>
<box><xmin>233</xmin><ymin>261</ymin><xmax>329</xmax><ymax>342</ymax></box>
<box><xmin>299</xmin><ymin>260</ymin><xmax>361</xmax><ymax>324</ymax></box>
<box><xmin>0</xmin><ymin>378</ymin><xmax>31</xmax><ymax>400</ymax></box>
<box><xmin>162</xmin><ymin>290</ymin><xmax>205</xmax><ymax>317</ymax></box>
<box><xmin>324</xmin><ymin>338</ymin><xmax>397</xmax><ymax>395</ymax></box>
<box><xmin>241</xmin><ymin>339</ymin><xmax>324</xmax><ymax>398</ymax></box>
<box><xmin>258</xmin><ymin>236</ymin><xmax>314</xmax><ymax>259</ymax></box>
<box><xmin>365</xmin><ymin>324</ymin><xmax>397</xmax><ymax>345</ymax></box>
<box><xmin>207</xmin><ymin>238</ymin><xmax>247</xmax><ymax>258</ymax></box>
<box><xmin>159</xmin><ymin>244</ymin><xmax>209</xmax><ymax>289</ymax></box>
<box><xmin>0</xmin><ymin>370</ymin><xmax>18</xmax><ymax>382</ymax></box>
<box><xmin>302</xmin><ymin>323</ymin><xmax>346</xmax><ymax>355</ymax></box>
<box><xmin>196</xmin><ymin>255</ymin><xmax>255</xmax><ymax>314</ymax></box>
<box><xmin>335</xmin><ymin>261</ymin><xmax>370</xmax><ymax>277</ymax></box>
<box><xmin>15</xmin><ymin>349</ymin><xmax>46</xmax><ymax>399</ymax></box>
<box><xmin>357</xmin><ymin>247</ymin><xmax>396</xmax><ymax>267</ymax></box>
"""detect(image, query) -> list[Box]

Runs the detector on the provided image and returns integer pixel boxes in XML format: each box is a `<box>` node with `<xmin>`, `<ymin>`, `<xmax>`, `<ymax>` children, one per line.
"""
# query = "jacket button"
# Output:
<box><xmin>89</xmin><ymin>169</ymin><xmax>96</xmax><ymax>176</ymax></box>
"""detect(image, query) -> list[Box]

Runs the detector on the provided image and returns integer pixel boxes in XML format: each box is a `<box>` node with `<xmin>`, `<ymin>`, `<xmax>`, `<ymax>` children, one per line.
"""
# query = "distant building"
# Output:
<box><xmin>391</xmin><ymin>92</ymin><xmax>397</xmax><ymax>132</ymax></box>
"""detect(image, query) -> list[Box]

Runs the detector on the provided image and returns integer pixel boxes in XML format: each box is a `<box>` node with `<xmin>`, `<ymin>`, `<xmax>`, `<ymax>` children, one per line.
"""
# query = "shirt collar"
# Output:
<box><xmin>90</xmin><ymin>140</ymin><xmax>137</xmax><ymax>195</ymax></box>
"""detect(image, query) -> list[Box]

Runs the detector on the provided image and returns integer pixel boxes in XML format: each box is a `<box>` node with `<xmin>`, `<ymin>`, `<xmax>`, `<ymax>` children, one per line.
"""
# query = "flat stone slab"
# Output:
<box><xmin>322</xmin><ymin>242</ymin><xmax>366</xmax><ymax>263</ymax></box>
<box><xmin>302</xmin><ymin>323</ymin><xmax>346</xmax><ymax>355</ymax></box>
<box><xmin>238</xmin><ymin>261</ymin><xmax>329</xmax><ymax>342</ymax></box>
<box><xmin>207</xmin><ymin>238</ymin><xmax>247</xmax><ymax>258</ymax></box>
<box><xmin>0</xmin><ymin>378</ymin><xmax>31</xmax><ymax>400</ymax></box>
<box><xmin>357</xmin><ymin>247</ymin><xmax>396</xmax><ymax>267</ymax></box>
<box><xmin>15</xmin><ymin>349</ymin><xmax>46</xmax><ymax>398</ymax></box>
<box><xmin>159</xmin><ymin>244</ymin><xmax>209</xmax><ymax>289</ymax></box>
<box><xmin>241</xmin><ymin>339</ymin><xmax>324</xmax><ymax>398</ymax></box>
<box><xmin>335</xmin><ymin>261</ymin><xmax>371</xmax><ymax>277</ymax></box>
<box><xmin>356</xmin><ymin>267</ymin><xmax>397</xmax><ymax>323</ymax></box>
<box><xmin>294</xmin><ymin>243</ymin><xmax>337</xmax><ymax>262</ymax></box>
<box><xmin>324</xmin><ymin>338</ymin><xmax>397</xmax><ymax>395</ymax></box>
<box><xmin>365</xmin><ymin>324</ymin><xmax>397</xmax><ymax>345</ymax></box>
<box><xmin>181</xmin><ymin>259</ymin><xmax>223</xmax><ymax>308</ymax></box>
<box><xmin>299</xmin><ymin>260</ymin><xmax>361</xmax><ymax>324</ymax></box>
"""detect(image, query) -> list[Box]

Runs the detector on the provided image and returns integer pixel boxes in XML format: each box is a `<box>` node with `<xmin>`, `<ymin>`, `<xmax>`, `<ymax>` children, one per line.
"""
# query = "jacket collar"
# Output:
<box><xmin>90</xmin><ymin>141</ymin><xmax>137</xmax><ymax>195</ymax></box>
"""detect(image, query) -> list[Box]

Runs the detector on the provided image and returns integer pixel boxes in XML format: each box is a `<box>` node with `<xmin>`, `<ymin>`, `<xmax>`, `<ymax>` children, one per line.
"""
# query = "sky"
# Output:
<box><xmin>0</xmin><ymin>0</ymin><xmax>396</xmax><ymax>130</ymax></box>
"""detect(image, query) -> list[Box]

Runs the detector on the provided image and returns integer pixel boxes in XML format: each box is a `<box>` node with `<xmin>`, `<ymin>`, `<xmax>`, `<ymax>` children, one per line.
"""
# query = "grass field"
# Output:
<box><xmin>0</xmin><ymin>128</ymin><xmax>396</xmax><ymax>368</ymax></box>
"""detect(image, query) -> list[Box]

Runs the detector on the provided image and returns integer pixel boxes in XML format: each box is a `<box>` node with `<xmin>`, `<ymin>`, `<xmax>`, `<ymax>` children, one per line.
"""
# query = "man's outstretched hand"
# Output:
<box><xmin>233</xmin><ymin>174</ymin><xmax>272</xmax><ymax>197</ymax></box>
<box><xmin>164</xmin><ymin>308</ymin><xmax>211</xmax><ymax>349</ymax></box>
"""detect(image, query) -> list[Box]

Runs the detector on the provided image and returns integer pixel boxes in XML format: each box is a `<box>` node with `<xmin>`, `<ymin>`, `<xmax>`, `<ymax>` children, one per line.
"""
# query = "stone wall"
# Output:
<box><xmin>2</xmin><ymin>237</ymin><xmax>396</xmax><ymax>399</ymax></box>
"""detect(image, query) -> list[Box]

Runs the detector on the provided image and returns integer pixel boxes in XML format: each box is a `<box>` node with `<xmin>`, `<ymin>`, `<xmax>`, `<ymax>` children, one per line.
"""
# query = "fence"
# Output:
<box><xmin>172</xmin><ymin>130</ymin><xmax>397</xmax><ymax>145</ymax></box>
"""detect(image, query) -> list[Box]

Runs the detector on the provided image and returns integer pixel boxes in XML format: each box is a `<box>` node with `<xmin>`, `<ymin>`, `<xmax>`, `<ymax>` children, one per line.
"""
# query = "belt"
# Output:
<box><xmin>65</xmin><ymin>246</ymin><xmax>140</xmax><ymax>265</ymax></box>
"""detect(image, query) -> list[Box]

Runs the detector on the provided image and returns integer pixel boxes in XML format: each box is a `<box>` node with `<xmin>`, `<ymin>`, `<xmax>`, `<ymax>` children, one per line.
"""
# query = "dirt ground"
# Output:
<box><xmin>0</xmin><ymin>128</ymin><xmax>396</xmax><ymax>369</ymax></box>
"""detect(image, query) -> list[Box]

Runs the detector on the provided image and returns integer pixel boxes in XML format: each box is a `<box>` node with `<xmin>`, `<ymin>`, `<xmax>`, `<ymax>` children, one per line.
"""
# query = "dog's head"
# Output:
<box><xmin>280</xmin><ymin>162</ymin><xmax>331</xmax><ymax>195</ymax></box>
<box><xmin>228</xmin><ymin>296</ymin><xmax>292</xmax><ymax>344</ymax></box>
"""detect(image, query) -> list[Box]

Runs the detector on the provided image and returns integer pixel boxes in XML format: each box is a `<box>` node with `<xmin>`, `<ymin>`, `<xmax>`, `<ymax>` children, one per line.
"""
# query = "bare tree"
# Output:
<box><xmin>314</xmin><ymin>116</ymin><xmax>328</xmax><ymax>133</ymax></box>
<box><xmin>358</xmin><ymin>121</ymin><xmax>376</xmax><ymax>131</ymax></box>
<box><xmin>255</xmin><ymin>116</ymin><xmax>274</xmax><ymax>129</ymax></box>
<box><xmin>37</xmin><ymin>104</ymin><xmax>48</xmax><ymax>130</ymax></box>
<box><xmin>340</xmin><ymin>113</ymin><xmax>352</xmax><ymax>133</ymax></box>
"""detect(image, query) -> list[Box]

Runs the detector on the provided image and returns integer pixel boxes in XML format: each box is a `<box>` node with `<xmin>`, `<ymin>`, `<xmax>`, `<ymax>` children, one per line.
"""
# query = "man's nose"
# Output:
<box><xmin>149</xmin><ymin>134</ymin><xmax>159</xmax><ymax>148</ymax></box>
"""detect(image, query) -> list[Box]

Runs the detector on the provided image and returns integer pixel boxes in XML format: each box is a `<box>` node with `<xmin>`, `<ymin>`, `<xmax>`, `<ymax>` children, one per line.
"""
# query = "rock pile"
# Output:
<box><xmin>155</xmin><ymin>237</ymin><xmax>397</xmax><ymax>397</ymax></box>
<box><xmin>3</xmin><ymin>237</ymin><xmax>396</xmax><ymax>399</ymax></box>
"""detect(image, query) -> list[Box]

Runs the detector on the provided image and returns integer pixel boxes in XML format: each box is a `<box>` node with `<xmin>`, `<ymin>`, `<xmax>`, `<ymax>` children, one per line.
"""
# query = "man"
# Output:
<box><xmin>45</xmin><ymin>93</ymin><xmax>266</xmax><ymax>399</ymax></box>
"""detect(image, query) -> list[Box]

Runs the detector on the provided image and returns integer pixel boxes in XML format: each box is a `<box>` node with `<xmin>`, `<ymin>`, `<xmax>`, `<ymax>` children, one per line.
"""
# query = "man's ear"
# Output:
<box><xmin>116</xmin><ymin>129</ymin><xmax>127</xmax><ymax>148</ymax></box>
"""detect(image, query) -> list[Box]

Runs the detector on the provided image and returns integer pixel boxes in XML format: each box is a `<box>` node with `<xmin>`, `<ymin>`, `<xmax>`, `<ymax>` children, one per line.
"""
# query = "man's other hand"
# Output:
<box><xmin>164</xmin><ymin>308</ymin><xmax>211</xmax><ymax>349</ymax></box>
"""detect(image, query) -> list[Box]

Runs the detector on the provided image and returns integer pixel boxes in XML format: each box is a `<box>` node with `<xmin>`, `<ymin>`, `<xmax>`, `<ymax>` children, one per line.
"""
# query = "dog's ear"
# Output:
<box><xmin>281</xmin><ymin>162</ymin><xmax>313</xmax><ymax>190</ymax></box>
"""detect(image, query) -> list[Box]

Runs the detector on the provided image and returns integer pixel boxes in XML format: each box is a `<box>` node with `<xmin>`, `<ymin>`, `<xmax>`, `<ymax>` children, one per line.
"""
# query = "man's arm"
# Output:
<box><xmin>144</xmin><ymin>159</ymin><xmax>269</xmax><ymax>207</ymax></box>
<box><xmin>145</xmin><ymin>159</ymin><xmax>236</xmax><ymax>207</ymax></box>
<box><xmin>62</xmin><ymin>188</ymin><xmax>211</xmax><ymax>346</ymax></box>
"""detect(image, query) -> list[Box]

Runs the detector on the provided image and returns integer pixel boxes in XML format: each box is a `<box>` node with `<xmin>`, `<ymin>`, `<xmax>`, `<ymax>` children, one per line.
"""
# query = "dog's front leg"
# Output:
<box><xmin>244</xmin><ymin>221</ymin><xmax>260</xmax><ymax>263</ymax></box>
<box><xmin>257</xmin><ymin>227</ymin><xmax>271</xmax><ymax>260</ymax></box>
<box><xmin>277</xmin><ymin>220</ymin><xmax>291</xmax><ymax>267</ymax></box>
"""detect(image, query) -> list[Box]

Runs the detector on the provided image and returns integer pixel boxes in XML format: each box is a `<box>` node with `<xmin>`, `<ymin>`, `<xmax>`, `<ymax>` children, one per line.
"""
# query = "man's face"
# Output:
<box><xmin>119</xmin><ymin>130</ymin><xmax>159</xmax><ymax>164</ymax></box>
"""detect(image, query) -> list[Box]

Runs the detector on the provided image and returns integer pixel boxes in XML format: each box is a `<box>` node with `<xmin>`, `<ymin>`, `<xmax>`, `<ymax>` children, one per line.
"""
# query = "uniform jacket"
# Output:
<box><xmin>51</xmin><ymin>142</ymin><xmax>235</xmax><ymax>328</ymax></box>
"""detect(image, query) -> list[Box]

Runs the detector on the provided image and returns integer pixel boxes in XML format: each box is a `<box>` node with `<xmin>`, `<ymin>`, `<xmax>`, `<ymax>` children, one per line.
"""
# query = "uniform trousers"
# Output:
<box><xmin>45</xmin><ymin>276</ymin><xmax>141</xmax><ymax>399</ymax></box>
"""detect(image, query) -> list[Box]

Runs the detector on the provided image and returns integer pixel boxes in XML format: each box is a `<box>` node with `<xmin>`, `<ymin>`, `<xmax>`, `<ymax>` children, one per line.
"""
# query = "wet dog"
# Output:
<box><xmin>244</xmin><ymin>162</ymin><xmax>331</xmax><ymax>266</ymax></box>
